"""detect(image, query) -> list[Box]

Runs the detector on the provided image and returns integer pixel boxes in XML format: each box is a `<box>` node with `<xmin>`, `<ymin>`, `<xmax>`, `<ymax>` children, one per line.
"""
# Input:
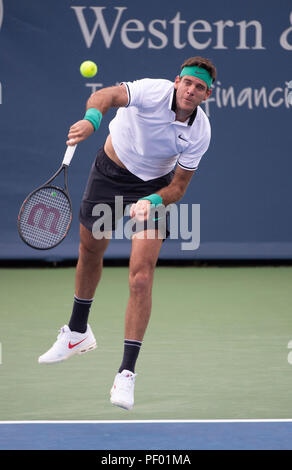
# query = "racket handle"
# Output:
<box><xmin>63</xmin><ymin>144</ymin><xmax>77</xmax><ymax>166</ymax></box>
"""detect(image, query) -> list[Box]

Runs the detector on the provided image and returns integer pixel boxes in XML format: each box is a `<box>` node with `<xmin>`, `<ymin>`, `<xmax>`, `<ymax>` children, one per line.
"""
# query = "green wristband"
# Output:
<box><xmin>83</xmin><ymin>108</ymin><xmax>102</xmax><ymax>131</ymax></box>
<box><xmin>140</xmin><ymin>193</ymin><xmax>163</xmax><ymax>207</ymax></box>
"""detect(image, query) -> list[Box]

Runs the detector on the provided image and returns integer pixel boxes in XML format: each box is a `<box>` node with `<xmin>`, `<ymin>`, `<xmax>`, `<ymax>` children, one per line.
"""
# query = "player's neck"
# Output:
<box><xmin>175</xmin><ymin>108</ymin><xmax>195</xmax><ymax>123</ymax></box>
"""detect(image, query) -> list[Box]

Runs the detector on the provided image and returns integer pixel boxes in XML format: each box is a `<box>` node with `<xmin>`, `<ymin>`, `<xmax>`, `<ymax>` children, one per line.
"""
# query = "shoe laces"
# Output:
<box><xmin>57</xmin><ymin>326</ymin><xmax>68</xmax><ymax>341</ymax></box>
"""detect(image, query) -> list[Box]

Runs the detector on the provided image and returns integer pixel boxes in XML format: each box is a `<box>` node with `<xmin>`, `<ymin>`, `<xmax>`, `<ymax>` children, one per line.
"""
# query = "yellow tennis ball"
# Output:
<box><xmin>80</xmin><ymin>61</ymin><xmax>98</xmax><ymax>78</ymax></box>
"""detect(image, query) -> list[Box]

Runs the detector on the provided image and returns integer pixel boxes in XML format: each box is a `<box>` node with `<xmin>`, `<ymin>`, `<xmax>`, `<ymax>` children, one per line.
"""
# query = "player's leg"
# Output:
<box><xmin>110</xmin><ymin>230</ymin><xmax>163</xmax><ymax>410</ymax></box>
<box><xmin>125</xmin><ymin>230</ymin><xmax>163</xmax><ymax>342</ymax></box>
<box><xmin>75</xmin><ymin>223</ymin><xmax>108</xmax><ymax>299</ymax></box>
<box><xmin>38</xmin><ymin>224</ymin><xmax>110</xmax><ymax>364</ymax></box>
<box><xmin>68</xmin><ymin>224</ymin><xmax>110</xmax><ymax>332</ymax></box>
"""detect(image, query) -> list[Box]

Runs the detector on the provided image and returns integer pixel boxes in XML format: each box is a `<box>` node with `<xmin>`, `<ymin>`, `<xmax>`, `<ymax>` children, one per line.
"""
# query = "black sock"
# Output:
<box><xmin>118</xmin><ymin>339</ymin><xmax>142</xmax><ymax>374</ymax></box>
<box><xmin>68</xmin><ymin>295</ymin><xmax>94</xmax><ymax>333</ymax></box>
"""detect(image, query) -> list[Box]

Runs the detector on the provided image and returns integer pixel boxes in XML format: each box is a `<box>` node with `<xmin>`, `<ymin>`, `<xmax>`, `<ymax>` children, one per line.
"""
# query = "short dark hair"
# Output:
<box><xmin>180</xmin><ymin>57</ymin><xmax>216</xmax><ymax>84</ymax></box>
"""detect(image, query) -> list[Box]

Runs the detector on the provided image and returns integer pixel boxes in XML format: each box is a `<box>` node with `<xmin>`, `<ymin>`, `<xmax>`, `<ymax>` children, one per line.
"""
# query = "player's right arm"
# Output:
<box><xmin>66</xmin><ymin>84</ymin><xmax>128</xmax><ymax>146</ymax></box>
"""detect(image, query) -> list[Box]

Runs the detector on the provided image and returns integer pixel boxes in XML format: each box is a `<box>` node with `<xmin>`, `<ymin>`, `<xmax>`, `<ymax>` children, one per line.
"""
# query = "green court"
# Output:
<box><xmin>1</xmin><ymin>265</ymin><xmax>292</xmax><ymax>421</ymax></box>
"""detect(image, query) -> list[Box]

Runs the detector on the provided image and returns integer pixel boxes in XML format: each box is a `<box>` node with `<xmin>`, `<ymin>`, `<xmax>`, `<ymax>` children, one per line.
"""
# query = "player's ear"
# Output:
<box><xmin>202</xmin><ymin>87</ymin><xmax>212</xmax><ymax>101</ymax></box>
<box><xmin>174</xmin><ymin>75</ymin><xmax>181</xmax><ymax>89</ymax></box>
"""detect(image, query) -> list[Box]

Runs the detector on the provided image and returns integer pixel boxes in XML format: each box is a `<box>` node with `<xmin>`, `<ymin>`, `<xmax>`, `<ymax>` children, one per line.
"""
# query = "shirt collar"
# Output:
<box><xmin>170</xmin><ymin>89</ymin><xmax>198</xmax><ymax>126</ymax></box>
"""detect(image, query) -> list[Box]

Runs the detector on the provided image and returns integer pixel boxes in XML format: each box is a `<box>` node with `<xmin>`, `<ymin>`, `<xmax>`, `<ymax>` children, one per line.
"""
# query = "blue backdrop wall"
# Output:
<box><xmin>0</xmin><ymin>0</ymin><xmax>292</xmax><ymax>260</ymax></box>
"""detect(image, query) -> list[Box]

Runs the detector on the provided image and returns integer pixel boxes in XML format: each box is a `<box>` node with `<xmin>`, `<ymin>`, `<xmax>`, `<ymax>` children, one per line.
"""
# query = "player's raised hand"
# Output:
<box><xmin>66</xmin><ymin>120</ymin><xmax>94</xmax><ymax>146</ymax></box>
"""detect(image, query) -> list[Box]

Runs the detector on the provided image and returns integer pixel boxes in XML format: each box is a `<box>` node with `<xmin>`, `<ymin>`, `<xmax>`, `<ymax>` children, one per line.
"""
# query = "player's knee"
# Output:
<box><xmin>79</xmin><ymin>229</ymin><xmax>109</xmax><ymax>261</ymax></box>
<box><xmin>79</xmin><ymin>239</ymin><xmax>106</xmax><ymax>260</ymax></box>
<box><xmin>129</xmin><ymin>268</ymin><xmax>153</xmax><ymax>294</ymax></box>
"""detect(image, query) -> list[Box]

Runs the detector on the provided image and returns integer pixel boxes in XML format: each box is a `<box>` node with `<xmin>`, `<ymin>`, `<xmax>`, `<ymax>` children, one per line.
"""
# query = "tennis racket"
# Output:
<box><xmin>17</xmin><ymin>144</ymin><xmax>77</xmax><ymax>250</ymax></box>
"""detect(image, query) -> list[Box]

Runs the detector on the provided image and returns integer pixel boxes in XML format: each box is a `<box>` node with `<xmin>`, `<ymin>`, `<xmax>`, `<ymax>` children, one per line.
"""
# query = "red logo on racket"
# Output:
<box><xmin>27</xmin><ymin>203</ymin><xmax>60</xmax><ymax>234</ymax></box>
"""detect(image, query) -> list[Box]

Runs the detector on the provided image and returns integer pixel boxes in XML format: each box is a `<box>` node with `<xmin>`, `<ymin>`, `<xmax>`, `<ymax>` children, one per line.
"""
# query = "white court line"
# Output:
<box><xmin>1</xmin><ymin>419</ymin><xmax>292</xmax><ymax>424</ymax></box>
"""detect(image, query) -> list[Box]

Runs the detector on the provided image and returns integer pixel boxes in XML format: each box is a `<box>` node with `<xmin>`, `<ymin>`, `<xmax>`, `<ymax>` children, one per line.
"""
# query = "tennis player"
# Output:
<box><xmin>38</xmin><ymin>56</ymin><xmax>216</xmax><ymax>411</ymax></box>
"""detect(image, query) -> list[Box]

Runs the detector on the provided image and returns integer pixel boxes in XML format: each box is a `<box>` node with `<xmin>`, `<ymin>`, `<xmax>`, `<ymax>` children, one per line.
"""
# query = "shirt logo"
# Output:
<box><xmin>178</xmin><ymin>134</ymin><xmax>188</xmax><ymax>142</ymax></box>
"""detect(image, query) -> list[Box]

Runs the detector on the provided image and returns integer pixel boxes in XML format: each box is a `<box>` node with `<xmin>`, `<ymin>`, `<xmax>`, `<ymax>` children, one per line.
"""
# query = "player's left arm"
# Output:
<box><xmin>156</xmin><ymin>166</ymin><xmax>195</xmax><ymax>206</ymax></box>
<box><xmin>130</xmin><ymin>166</ymin><xmax>195</xmax><ymax>220</ymax></box>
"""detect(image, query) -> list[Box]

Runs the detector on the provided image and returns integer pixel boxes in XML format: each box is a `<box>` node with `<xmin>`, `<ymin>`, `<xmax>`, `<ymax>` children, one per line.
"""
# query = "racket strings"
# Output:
<box><xmin>18</xmin><ymin>187</ymin><xmax>71</xmax><ymax>249</ymax></box>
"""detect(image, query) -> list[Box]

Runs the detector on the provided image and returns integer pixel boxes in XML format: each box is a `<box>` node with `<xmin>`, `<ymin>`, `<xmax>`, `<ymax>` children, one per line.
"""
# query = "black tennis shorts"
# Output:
<box><xmin>79</xmin><ymin>147</ymin><xmax>175</xmax><ymax>238</ymax></box>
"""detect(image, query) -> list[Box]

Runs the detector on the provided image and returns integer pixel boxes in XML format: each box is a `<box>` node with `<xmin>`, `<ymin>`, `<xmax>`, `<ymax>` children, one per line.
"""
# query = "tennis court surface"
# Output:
<box><xmin>1</xmin><ymin>264</ymin><xmax>292</xmax><ymax>449</ymax></box>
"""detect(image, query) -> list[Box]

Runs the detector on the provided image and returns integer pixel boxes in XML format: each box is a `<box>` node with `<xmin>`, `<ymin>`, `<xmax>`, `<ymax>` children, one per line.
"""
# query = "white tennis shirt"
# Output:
<box><xmin>108</xmin><ymin>78</ymin><xmax>211</xmax><ymax>181</ymax></box>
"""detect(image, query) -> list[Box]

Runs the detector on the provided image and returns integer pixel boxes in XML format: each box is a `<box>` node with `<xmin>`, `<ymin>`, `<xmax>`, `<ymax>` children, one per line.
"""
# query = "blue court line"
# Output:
<box><xmin>0</xmin><ymin>420</ymin><xmax>292</xmax><ymax>450</ymax></box>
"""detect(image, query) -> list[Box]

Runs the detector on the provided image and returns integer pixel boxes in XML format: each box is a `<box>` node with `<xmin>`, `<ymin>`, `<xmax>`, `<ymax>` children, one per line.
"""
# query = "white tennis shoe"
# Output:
<box><xmin>110</xmin><ymin>369</ymin><xmax>136</xmax><ymax>410</ymax></box>
<box><xmin>38</xmin><ymin>324</ymin><xmax>96</xmax><ymax>364</ymax></box>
